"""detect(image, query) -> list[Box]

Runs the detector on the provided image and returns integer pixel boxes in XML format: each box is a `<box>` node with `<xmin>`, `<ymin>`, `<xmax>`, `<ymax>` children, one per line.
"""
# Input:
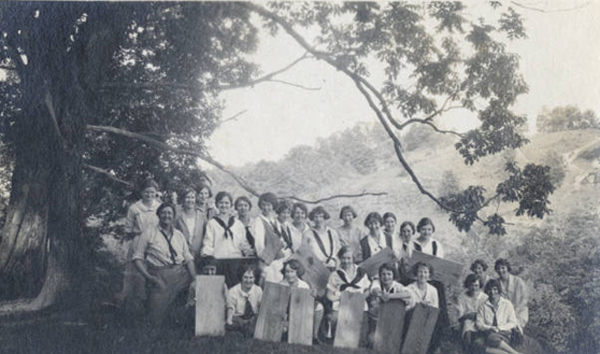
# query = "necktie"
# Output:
<box><xmin>242</xmin><ymin>296</ymin><xmax>254</xmax><ymax>320</ymax></box>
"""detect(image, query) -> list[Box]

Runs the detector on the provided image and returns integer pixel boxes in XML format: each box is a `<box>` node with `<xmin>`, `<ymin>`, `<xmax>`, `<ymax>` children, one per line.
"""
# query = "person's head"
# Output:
<box><xmin>197</xmin><ymin>184</ymin><xmax>213</xmax><ymax>205</ymax></box>
<box><xmin>240</xmin><ymin>264</ymin><xmax>259</xmax><ymax>291</ymax></box>
<box><xmin>364</xmin><ymin>212</ymin><xmax>383</xmax><ymax>236</ymax></box>
<box><xmin>281</xmin><ymin>259</ymin><xmax>305</xmax><ymax>283</ymax></box>
<box><xmin>276</xmin><ymin>200</ymin><xmax>293</xmax><ymax>223</ymax></box>
<box><xmin>337</xmin><ymin>246</ymin><xmax>354</xmax><ymax>269</ymax></box>
<box><xmin>412</xmin><ymin>262</ymin><xmax>433</xmax><ymax>283</ymax></box>
<box><xmin>379</xmin><ymin>263</ymin><xmax>398</xmax><ymax>287</ymax></box>
<box><xmin>258</xmin><ymin>192</ymin><xmax>278</xmax><ymax>215</ymax></box>
<box><xmin>308</xmin><ymin>206</ymin><xmax>330</xmax><ymax>227</ymax></box>
<box><xmin>180</xmin><ymin>186</ymin><xmax>197</xmax><ymax>211</ymax></box>
<box><xmin>417</xmin><ymin>217</ymin><xmax>435</xmax><ymax>238</ymax></box>
<box><xmin>400</xmin><ymin>221</ymin><xmax>416</xmax><ymax>243</ymax></box>
<box><xmin>463</xmin><ymin>273</ymin><xmax>482</xmax><ymax>294</ymax></box>
<box><xmin>494</xmin><ymin>258</ymin><xmax>512</xmax><ymax>279</ymax></box>
<box><xmin>339</xmin><ymin>206</ymin><xmax>357</xmax><ymax>225</ymax></box>
<box><xmin>215</xmin><ymin>191</ymin><xmax>233</xmax><ymax>215</ymax></box>
<box><xmin>156</xmin><ymin>202</ymin><xmax>176</xmax><ymax>227</ymax></box>
<box><xmin>383</xmin><ymin>212</ymin><xmax>397</xmax><ymax>233</ymax></box>
<box><xmin>484</xmin><ymin>279</ymin><xmax>502</xmax><ymax>299</ymax></box>
<box><xmin>470</xmin><ymin>259</ymin><xmax>489</xmax><ymax>278</ymax></box>
<box><xmin>291</xmin><ymin>203</ymin><xmax>308</xmax><ymax>224</ymax></box>
<box><xmin>139</xmin><ymin>179</ymin><xmax>159</xmax><ymax>203</ymax></box>
<box><xmin>234</xmin><ymin>196</ymin><xmax>252</xmax><ymax>217</ymax></box>
<box><xmin>200</xmin><ymin>256</ymin><xmax>218</xmax><ymax>275</ymax></box>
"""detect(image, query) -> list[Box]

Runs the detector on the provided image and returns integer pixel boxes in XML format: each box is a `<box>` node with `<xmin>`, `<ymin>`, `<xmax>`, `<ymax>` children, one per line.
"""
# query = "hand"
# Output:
<box><xmin>373</xmin><ymin>289</ymin><xmax>382</xmax><ymax>297</ymax></box>
<box><xmin>381</xmin><ymin>293</ymin><xmax>391</xmax><ymax>302</ymax></box>
<box><xmin>152</xmin><ymin>276</ymin><xmax>167</xmax><ymax>289</ymax></box>
<box><xmin>310</xmin><ymin>288</ymin><xmax>317</xmax><ymax>298</ymax></box>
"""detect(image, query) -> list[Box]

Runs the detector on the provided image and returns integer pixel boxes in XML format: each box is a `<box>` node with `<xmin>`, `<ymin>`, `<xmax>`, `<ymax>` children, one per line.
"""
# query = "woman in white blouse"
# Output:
<box><xmin>406</xmin><ymin>261</ymin><xmax>439</xmax><ymax>308</ymax></box>
<box><xmin>174</xmin><ymin>186</ymin><xmax>208</xmax><ymax>260</ymax></box>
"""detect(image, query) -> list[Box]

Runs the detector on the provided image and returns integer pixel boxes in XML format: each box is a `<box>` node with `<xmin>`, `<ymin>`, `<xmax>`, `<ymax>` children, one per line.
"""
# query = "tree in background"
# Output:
<box><xmin>536</xmin><ymin>105</ymin><xmax>600</xmax><ymax>133</ymax></box>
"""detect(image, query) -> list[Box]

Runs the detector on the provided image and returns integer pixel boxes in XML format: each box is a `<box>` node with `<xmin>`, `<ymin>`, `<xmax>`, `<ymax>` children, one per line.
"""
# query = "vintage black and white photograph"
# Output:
<box><xmin>0</xmin><ymin>1</ymin><xmax>598</xmax><ymax>354</ymax></box>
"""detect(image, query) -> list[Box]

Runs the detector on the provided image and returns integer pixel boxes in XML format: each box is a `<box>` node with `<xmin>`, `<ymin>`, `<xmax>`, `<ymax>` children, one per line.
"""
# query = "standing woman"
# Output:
<box><xmin>252</xmin><ymin>192</ymin><xmax>281</xmax><ymax>260</ymax></box>
<box><xmin>471</xmin><ymin>259</ymin><xmax>491</xmax><ymax>288</ymax></box>
<box><xmin>196</xmin><ymin>183</ymin><xmax>217</xmax><ymax>220</ymax></box>
<box><xmin>495</xmin><ymin>259</ymin><xmax>529</xmax><ymax>330</ymax></box>
<box><xmin>275</xmin><ymin>200</ymin><xmax>298</xmax><ymax>257</ymax></box>
<box><xmin>359</xmin><ymin>212</ymin><xmax>388</xmax><ymax>262</ymax></box>
<box><xmin>382</xmin><ymin>212</ymin><xmax>398</xmax><ymax>252</ymax></box>
<box><xmin>336</xmin><ymin>205</ymin><xmax>363</xmax><ymax>262</ymax></box>
<box><xmin>234</xmin><ymin>196</ymin><xmax>256</xmax><ymax>256</ymax></box>
<box><xmin>303</xmin><ymin>206</ymin><xmax>341</xmax><ymax>271</ymax></box>
<box><xmin>289</xmin><ymin>203</ymin><xmax>310</xmax><ymax>251</ymax></box>
<box><xmin>413</xmin><ymin>217</ymin><xmax>444</xmax><ymax>257</ymax></box>
<box><xmin>174</xmin><ymin>186</ymin><xmax>208</xmax><ymax>259</ymax></box>
<box><xmin>115</xmin><ymin>179</ymin><xmax>161</xmax><ymax>307</ymax></box>
<box><xmin>397</xmin><ymin>221</ymin><xmax>416</xmax><ymax>285</ymax></box>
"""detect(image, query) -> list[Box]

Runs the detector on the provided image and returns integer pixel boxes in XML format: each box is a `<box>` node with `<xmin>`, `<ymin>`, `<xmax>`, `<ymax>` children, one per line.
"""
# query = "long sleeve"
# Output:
<box><xmin>476</xmin><ymin>303</ymin><xmax>493</xmax><ymax>331</ymax></box>
<box><xmin>253</xmin><ymin>217</ymin><xmax>266</xmax><ymax>256</ymax></box>
<box><xmin>497</xmin><ymin>300</ymin><xmax>519</xmax><ymax>332</ymax></box>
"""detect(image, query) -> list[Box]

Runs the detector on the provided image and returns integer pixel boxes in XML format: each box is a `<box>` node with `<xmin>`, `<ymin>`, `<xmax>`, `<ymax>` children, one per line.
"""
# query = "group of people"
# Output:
<box><xmin>117</xmin><ymin>179</ymin><xmax>530</xmax><ymax>354</ymax></box>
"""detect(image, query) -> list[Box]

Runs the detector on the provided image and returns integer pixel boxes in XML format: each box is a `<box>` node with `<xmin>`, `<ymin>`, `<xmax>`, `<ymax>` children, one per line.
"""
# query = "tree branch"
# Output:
<box><xmin>282</xmin><ymin>191</ymin><xmax>388</xmax><ymax>205</ymax></box>
<box><xmin>396</xmin><ymin>118</ymin><xmax>464</xmax><ymax>137</ymax></box>
<box><xmin>215</xmin><ymin>110</ymin><xmax>248</xmax><ymax>128</ymax></box>
<box><xmin>84</xmin><ymin>163</ymin><xmax>133</xmax><ymax>187</ymax></box>
<box><xmin>510</xmin><ymin>1</ymin><xmax>591</xmax><ymax>13</ymax></box>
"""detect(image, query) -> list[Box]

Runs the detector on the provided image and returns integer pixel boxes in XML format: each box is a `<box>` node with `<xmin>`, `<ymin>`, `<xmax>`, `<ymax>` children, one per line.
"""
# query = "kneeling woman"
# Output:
<box><xmin>475</xmin><ymin>279</ymin><xmax>523</xmax><ymax>354</ymax></box>
<box><xmin>279</xmin><ymin>259</ymin><xmax>324</xmax><ymax>344</ymax></box>
<box><xmin>406</xmin><ymin>262</ymin><xmax>439</xmax><ymax>308</ymax></box>
<box><xmin>226</xmin><ymin>265</ymin><xmax>263</xmax><ymax>337</ymax></box>
<box><xmin>132</xmin><ymin>202</ymin><xmax>196</xmax><ymax>327</ymax></box>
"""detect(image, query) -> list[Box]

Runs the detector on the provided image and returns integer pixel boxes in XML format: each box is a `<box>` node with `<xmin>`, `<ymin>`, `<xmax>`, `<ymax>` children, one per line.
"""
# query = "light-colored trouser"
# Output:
<box><xmin>146</xmin><ymin>265</ymin><xmax>191</xmax><ymax>326</ymax></box>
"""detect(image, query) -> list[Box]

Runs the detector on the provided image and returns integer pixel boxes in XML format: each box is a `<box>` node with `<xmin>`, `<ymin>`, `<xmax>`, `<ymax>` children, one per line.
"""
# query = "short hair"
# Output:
<box><xmin>417</xmin><ymin>217</ymin><xmax>436</xmax><ymax>233</ymax></box>
<box><xmin>139</xmin><ymin>178</ymin><xmax>159</xmax><ymax>192</ymax></box>
<box><xmin>281</xmin><ymin>259</ymin><xmax>305</xmax><ymax>279</ymax></box>
<box><xmin>239</xmin><ymin>263</ymin><xmax>259</xmax><ymax>280</ymax></box>
<box><xmin>463</xmin><ymin>273</ymin><xmax>482</xmax><ymax>289</ymax></box>
<box><xmin>156</xmin><ymin>202</ymin><xmax>176</xmax><ymax>218</ymax></box>
<box><xmin>383</xmin><ymin>212</ymin><xmax>397</xmax><ymax>223</ymax></box>
<box><xmin>234</xmin><ymin>196</ymin><xmax>253</xmax><ymax>210</ymax></box>
<box><xmin>215</xmin><ymin>191</ymin><xmax>233</xmax><ymax>204</ymax></box>
<box><xmin>470</xmin><ymin>259</ymin><xmax>489</xmax><ymax>272</ymax></box>
<box><xmin>494</xmin><ymin>258</ymin><xmax>512</xmax><ymax>273</ymax></box>
<box><xmin>379</xmin><ymin>262</ymin><xmax>399</xmax><ymax>280</ymax></box>
<box><xmin>276</xmin><ymin>199</ymin><xmax>293</xmax><ymax>215</ymax></box>
<box><xmin>258</xmin><ymin>192</ymin><xmax>278</xmax><ymax>210</ymax></box>
<box><xmin>292</xmin><ymin>203</ymin><xmax>308</xmax><ymax>217</ymax></box>
<box><xmin>484</xmin><ymin>279</ymin><xmax>501</xmax><ymax>296</ymax></box>
<box><xmin>199</xmin><ymin>256</ymin><xmax>218</xmax><ymax>271</ymax></box>
<box><xmin>411</xmin><ymin>261</ymin><xmax>434</xmax><ymax>277</ymax></box>
<box><xmin>337</xmin><ymin>245</ymin><xmax>354</xmax><ymax>260</ymax></box>
<box><xmin>197</xmin><ymin>184</ymin><xmax>213</xmax><ymax>198</ymax></box>
<box><xmin>364</xmin><ymin>212</ymin><xmax>383</xmax><ymax>227</ymax></box>
<box><xmin>339</xmin><ymin>205</ymin><xmax>357</xmax><ymax>219</ymax></box>
<box><xmin>400</xmin><ymin>221</ymin><xmax>416</xmax><ymax>234</ymax></box>
<box><xmin>180</xmin><ymin>186</ymin><xmax>197</xmax><ymax>200</ymax></box>
<box><xmin>308</xmin><ymin>206</ymin><xmax>330</xmax><ymax>221</ymax></box>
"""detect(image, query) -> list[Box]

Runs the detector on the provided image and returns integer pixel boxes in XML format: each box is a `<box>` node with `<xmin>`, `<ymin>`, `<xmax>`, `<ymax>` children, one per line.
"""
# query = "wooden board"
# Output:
<box><xmin>373</xmin><ymin>299</ymin><xmax>407</xmax><ymax>354</ymax></box>
<box><xmin>258</xmin><ymin>222</ymin><xmax>284</xmax><ymax>265</ymax></box>
<box><xmin>195</xmin><ymin>275</ymin><xmax>226</xmax><ymax>337</ymax></box>
<box><xmin>358</xmin><ymin>248</ymin><xmax>397</xmax><ymax>278</ymax></box>
<box><xmin>254</xmin><ymin>282</ymin><xmax>291</xmax><ymax>342</ymax></box>
<box><xmin>288</xmin><ymin>287</ymin><xmax>314</xmax><ymax>346</ymax></box>
<box><xmin>400</xmin><ymin>304</ymin><xmax>439</xmax><ymax>354</ymax></box>
<box><xmin>404</xmin><ymin>251</ymin><xmax>463</xmax><ymax>285</ymax></box>
<box><xmin>334</xmin><ymin>291</ymin><xmax>365</xmax><ymax>349</ymax></box>
<box><xmin>292</xmin><ymin>245</ymin><xmax>331</xmax><ymax>297</ymax></box>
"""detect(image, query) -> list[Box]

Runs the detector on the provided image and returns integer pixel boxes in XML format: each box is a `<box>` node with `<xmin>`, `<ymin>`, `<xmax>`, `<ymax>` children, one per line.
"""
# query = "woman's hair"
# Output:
<box><xmin>156</xmin><ymin>202</ymin><xmax>176</xmax><ymax>218</ymax></box>
<box><xmin>411</xmin><ymin>261</ymin><xmax>434</xmax><ymax>277</ymax></box>
<box><xmin>281</xmin><ymin>259</ymin><xmax>305</xmax><ymax>278</ymax></box>
<box><xmin>199</xmin><ymin>256</ymin><xmax>218</xmax><ymax>272</ymax></box>
<box><xmin>239</xmin><ymin>263</ymin><xmax>259</xmax><ymax>280</ymax></box>
<box><xmin>417</xmin><ymin>217</ymin><xmax>436</xmax><ymax>233</ymax></box>
<box><xmin>276</xmin><ymin>199</ymin><xmax>293</xmax><ymax>215</ymax></box>
<box><xmin>379</xmin><ymin>262</ymin><xmax>399</xmax><ymax>280</ymax></box>
<box><xmin>197</xmin><ymin>183</ymin><xmax>213</xmax><ymax>198</ymax></box>
<box><xmin>308</xmin><ymin>206</ymin><xmax>331</xmax><ymax>221</ymax></box>
<box><xmin>383</xmin><ymin>212</ymin><xmax>397</xmax><ymax>223</ymax></box>
<box><xmin>215</xmin><ymin>191</ymin><xmax>233</xmax><ymax>204</ymax></box>
<box><xmin>337</xmin><ymin>245</ymin><xmax>354</xmax><ymax>260</ymax></box>
<box><xmin>292</xmin><ymin>203</ymin><xmax>308</xmax><ymax>217</ymax></box>
<box><xmin>494</xmin><ymin>258</ymin><xmax>512</xmax><ymax>273</ymax></box>
<box><xmin>484</xmin><ymin>278</ymin><xmax>501</xmax><ymax>296</ymax></box>
<box><xmin>180</xmin><ymin>186</ymin><xmax>197</xmax><ymax>201</ymax></box>
<box><xmin>470</xmin><ymin>259</ymin><xmax>489</xmax><ymax>272</ymax></box>
<box><xmin>258</xmin><ymin>192</ymin><xmax>278</xmax><ymax>210</ymax></box>
<box><xmin>339</xmin><ymin>205</ymin><xmax>357</xmax><ymax>219</ymax></box>
<box><xmin>463</xmin><ymin>273</ymin><xmax>482</xmax><ymax>289</ymax></box>
<box><xmin>234</xmin><ymin>196</ymin><xmax>253</xmax><ymax>210</ymax></box>
<box><xmin>364</xmin><ymin>212</ymin><xmax>383</xmax><ymax>227</ymax></box>
<box><xmin>400</xmin><ymin>221</ymin><xmax>416</xmax><ymax>235</ymax></box>
<box><xmin>139</xmin><ymin>178</ymin><xmax>159</xmax><ymax>192</ymax></box>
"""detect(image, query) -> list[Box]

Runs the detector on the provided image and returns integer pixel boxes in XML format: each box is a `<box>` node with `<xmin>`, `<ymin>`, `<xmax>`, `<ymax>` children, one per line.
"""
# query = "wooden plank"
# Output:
<box><xmin>257</xmin><ymin>221</ymin><xmax>284</xmax><ymax>265</ymax></box>
<box><xmin>358</xmin><ymin>248</ymin><xmax>397</xmax><ymax>279</ymax></box>
<box><xmin>400</xmin><ymin>304</ymin><xmax>439</xmax><ymax>354</ymax></box>
<box><xmin>254</xmin><ymin>282</ymin><xmax>290</xmax><ymax>342</ymax></box>
<box><xmin>288</xmin><ymin>287</ymin><xmax>314</xmax><ymax>346</ymax></box>
<box><xmin>373</xmin><ymin>299</ymin><xmax>407</xmax><ymax>354</ymax></box>
<box><xmin>334</xmin><ymin>291</ymin><xmax>365</xmax><ymax>349</ymax></box>
<box><xmin>292</xmin><ymin>245</ymin><xmax>331</xmax><ymax>297</ymax></box>
<box><xmin>404</xmin><ymin>250</ymin><xmax>463</xmax><ymax>285</ymax></box>
<box><xmin>195</xmin><ymin>275</ymin><xmax>226</xmax><ymax>337</ymax></box>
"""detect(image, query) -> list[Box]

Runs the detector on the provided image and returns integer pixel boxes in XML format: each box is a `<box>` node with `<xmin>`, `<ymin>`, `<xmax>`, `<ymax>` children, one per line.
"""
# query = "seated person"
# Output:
<box><xmin>475</xmin><ymin>279</ymin><xmax>523</xmax><ymax>354</ymax></box>
<box><xmin>406</xmin><ymin>261</ymin><xmax>439</xmax><ymax>309</ymax></box>
<box><xmin>471</xmin><ymin>259</ymin><xmax>491</xmax><ymax>289</ymax></box>
<box><xmin>226</xmin><ymin>265</ymin><xmax>262</xmax><ymax>337</ymax></box>
<box><xmin>495</xmin><ymin>258</ymin><xmax>529</xmax><ymax>331</ymax></box>
<box><xmin>456</xmin><ymin>274</ymin><xmax>488</xmax><ymax>353</ymax></box>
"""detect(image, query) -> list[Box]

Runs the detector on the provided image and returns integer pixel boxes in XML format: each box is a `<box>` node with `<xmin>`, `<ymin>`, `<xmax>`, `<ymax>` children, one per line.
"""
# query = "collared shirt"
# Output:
<box><xmin>499</xmin><ymin>274</ymin><xmax>529</xmax><ymax>328</ymax></box>
<box><xmin>456</xmin><ymin>290</ymin><xmax>488</xmax><ymax>334</ymax></box>
<box><xmin>227</xmin><ymin>283</ymin><xmax>262</xmax><ymax>316</ymax></box>
<box><xmin>370</xmin><ymin>279</ymin><xmax>415</xmax><ymax>308</ymax></box>
<box><xmin>132</xmin><ymin>225</ymin><xmax>193</xmax><ymax>267</ymax></box>
<box><xmin>366</xmin><ymin>233</ymin><xmax>388</xmax><ymax>255</ymax></box>
<box><xmin>125</xmin><ymin>199</ymin><xmax>160</xmax><ymax>235</ymax></box>
<box><xmin>476</xmin><ymin>297</ymin><xmax>519</xmax><ymax>332</ymax></box>
<box><xmin>327</xmin><ymin>264</ymin><xmax>371</xmax><ymax>311</ymax></box>
<box><xmin>406</xmin><ymin>282</ymin><xmax>439</xmax><ymax>309</ymax></box>
<box><xmin>413</xmin><ymin>237</ymin><xmax>444</xmax><ymax>258</ymax></box>
<box><xmin>289</xmin><ymin>222</ymin><xmax>310</xmax><ymax>250</ymax></box>
<box><xmin>396</xmin><ymin>241</ymin><xmax>414</xmax><ymax>260</ymax></box>
<box><xmin>201</xmin><ymin>215</ymin><xmax>250</xmax><ymax>258</ymax></box>
<box><xmin>302</xmin><ymin>227</ymin><xmax>341</xmax><ymax>268</ymax></box>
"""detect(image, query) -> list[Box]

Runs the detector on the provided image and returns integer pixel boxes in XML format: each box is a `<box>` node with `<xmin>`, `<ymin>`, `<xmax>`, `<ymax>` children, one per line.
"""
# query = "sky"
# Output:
<box><xmin>205</xmin><ymin>1</ymin><xmax>600</xmax><ymax>167</ymax></box>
